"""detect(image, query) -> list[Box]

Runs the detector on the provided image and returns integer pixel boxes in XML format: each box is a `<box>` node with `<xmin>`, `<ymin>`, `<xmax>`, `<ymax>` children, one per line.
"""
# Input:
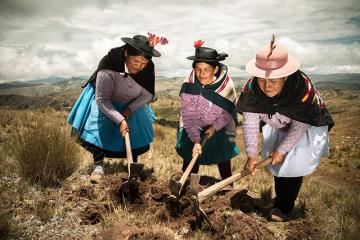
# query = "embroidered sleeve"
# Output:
<box><xmin>95</xmin><ymin>70</ymin><xmax>124</xmax><ymax>125</ymax></box>
<box><xmin>277</xmin><ymin>120</ymin><xmax>310</xmax><ymax>154</ymax></box>
<box><xmin>243</xmin><ymin>112</ymin><xmax>260</xmax><ymax>157</ymax></box>
<box><xmin>180</xmin><ymin>93</ymin><xmax>201</xmax><ymax>142</ymax></box>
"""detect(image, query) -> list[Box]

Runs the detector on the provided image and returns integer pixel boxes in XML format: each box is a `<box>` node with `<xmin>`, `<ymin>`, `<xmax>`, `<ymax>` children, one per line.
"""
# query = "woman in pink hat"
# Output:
<box><xmin>236</xmin><ymin>35</ymin><xmax>334</xmax><ymax>221</ymax></box>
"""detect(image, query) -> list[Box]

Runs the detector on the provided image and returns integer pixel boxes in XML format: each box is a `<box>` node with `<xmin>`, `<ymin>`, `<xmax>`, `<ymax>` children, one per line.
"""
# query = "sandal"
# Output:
<box><xmin>269</xmin><ymin>208</ymin><xmax>286</xmax><ymax>222</ymax></box>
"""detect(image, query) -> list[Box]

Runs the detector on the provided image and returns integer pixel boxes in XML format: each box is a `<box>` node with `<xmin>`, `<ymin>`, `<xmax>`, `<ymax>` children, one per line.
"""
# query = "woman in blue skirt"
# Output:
<box><xmin>175</xmin><ymin>40</ymin><xmax>240</xmax><ymax>180</ymax></box>
<box><xmin>68</xmin><ymin>34</ymin><xmax>168</xmax><ymax>183</ymax></box>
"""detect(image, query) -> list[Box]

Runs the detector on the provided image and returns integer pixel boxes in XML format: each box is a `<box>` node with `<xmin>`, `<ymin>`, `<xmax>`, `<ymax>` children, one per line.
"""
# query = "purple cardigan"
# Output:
<box><xmin>95</xmin><ymin>70</ymin><xmax>152</xmax><ymax>125</ymax></box>
<box><xmin>243</xmin><ymin>112</ymin><xmax>310</xmax><ymax>157</ymax></box>
<box><xmin>180</xmin><ymin>93</ymin><xmax>234</xmax><ymax>142</ymax></box>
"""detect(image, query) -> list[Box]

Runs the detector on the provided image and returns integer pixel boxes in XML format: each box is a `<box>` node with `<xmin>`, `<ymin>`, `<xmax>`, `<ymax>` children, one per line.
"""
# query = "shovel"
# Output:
<box><xmin>191</xmin><ymin>157</ymin><xmax>272</xmax><ymax>226</ymax></box>
<box><xmin>119</xmin><ymin>131</ymin><xmax>144</xmax><ymax>196</ymax></box>
<box><xmin>169</xmin><ymin>133</ymin><xmax>209</xmax><ymax>200</ymax></box>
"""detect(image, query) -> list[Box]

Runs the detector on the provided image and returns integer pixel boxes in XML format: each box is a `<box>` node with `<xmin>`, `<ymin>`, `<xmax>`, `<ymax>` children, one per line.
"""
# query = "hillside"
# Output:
<box><xmin>0</xmin><ymin>74</ymin><xmax>359</xmax><ymax>239</ymax></box>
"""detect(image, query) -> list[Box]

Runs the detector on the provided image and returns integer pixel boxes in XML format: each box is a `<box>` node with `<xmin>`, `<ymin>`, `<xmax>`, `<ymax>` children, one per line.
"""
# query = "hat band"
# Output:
<box><xmin>135</xmin><ymin>40</ymin><xmax>154</xmax><ymax>51</ymax></box>
<box><xmin>255</xmin><ymin>55</ymin><xmax>288</xmax><ymax>70</ymax></box>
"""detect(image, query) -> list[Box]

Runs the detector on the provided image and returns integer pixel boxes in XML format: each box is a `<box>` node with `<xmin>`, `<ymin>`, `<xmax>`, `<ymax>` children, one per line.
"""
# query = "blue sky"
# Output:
<box><xmin>0</xmin><ymin>0</ymin><xmax>359</xmax><ymax>82</ymax></box>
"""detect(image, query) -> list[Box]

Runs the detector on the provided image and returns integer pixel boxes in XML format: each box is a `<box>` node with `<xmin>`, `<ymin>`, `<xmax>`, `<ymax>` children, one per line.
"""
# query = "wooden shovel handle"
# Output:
<box><xmin>124</xmin><ymin>131</ymin><xmax>133</xmax><ymax>164</ymax></box>
<box><xmin>198</xmin><ymin>158</ymin><xmax>272</xmax><ymax>203</ymax></box>
<box><xmin>179</xmin><ymin>133</ymin><xmax>209</xmax><ymax>185</ymax></box>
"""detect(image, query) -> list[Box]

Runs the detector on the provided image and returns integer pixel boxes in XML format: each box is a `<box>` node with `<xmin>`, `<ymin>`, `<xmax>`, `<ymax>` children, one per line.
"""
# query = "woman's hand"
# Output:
<box><xmin>270</xmin><ymin>151</ymin><xmax>284</xmax><ymax>165</ymax></box>
<box><xmin>119</xmin><ymin>120</ymin><xmax>129</xmax><ymax>137</ymax></box>
<box><xmin>244</xmin><ymin>156</ymin><xmax>257</xmax><ymax>175</ymax></box>
<box><xmin>205</xmin><ymin>126</ymin><xmax>217</xmax><ymax>139</ymax></box>
<box><xmin>192</xmin><ymin>142</ymin><xmax>202</xmax><ymax>157</ymax></box>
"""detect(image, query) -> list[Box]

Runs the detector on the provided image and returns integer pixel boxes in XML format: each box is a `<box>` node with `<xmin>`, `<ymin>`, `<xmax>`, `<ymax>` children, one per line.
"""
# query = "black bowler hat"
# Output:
<box><xmin>121</xmin><ymin>35</ymin><xmax>161</xmax><ymax>57</ymax></box>
<box><xmin>186</xmin><ymin>47</ymin><xmax>228</xmax><ymax>62</ymax></box>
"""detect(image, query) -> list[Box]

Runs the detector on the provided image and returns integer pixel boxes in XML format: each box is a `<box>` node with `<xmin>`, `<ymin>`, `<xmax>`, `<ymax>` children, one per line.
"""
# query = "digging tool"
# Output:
<box><xmin>119</xmin><ymin>131</ymin><xmax>144</xmax><ymax>195</ymax></box>
<box><xmin>191</xmin><ymin>158</ymin><xmax>272</xmax><ymax>225</ymax></box>
<box><xmin>189</xmin><ymin>173</ymin><xmax>201</xmax><ymax>193</ymax></box>
<box><xmin>169</xmin><ymin>134</ymin><xmax>209</xmax><ymax>199</ymax></box>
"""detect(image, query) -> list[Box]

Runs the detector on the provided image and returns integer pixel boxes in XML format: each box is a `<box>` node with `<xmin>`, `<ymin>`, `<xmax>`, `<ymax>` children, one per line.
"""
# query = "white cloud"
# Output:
<box><xmin>0</xmin><ymin>0</ymin><xmax>359</xmax><ymax>81</ymax></box>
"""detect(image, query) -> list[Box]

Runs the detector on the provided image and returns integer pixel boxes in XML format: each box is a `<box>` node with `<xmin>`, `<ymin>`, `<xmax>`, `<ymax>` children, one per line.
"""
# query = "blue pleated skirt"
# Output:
<box><xmin>175</xmin><ymin>127</ymin><xmax>240</xmax><ymax>165</ymax></box>
<box><xmin>67</xmin><ymin>83</ymin><xmax>154</xmax><ymax>152</ymax></box>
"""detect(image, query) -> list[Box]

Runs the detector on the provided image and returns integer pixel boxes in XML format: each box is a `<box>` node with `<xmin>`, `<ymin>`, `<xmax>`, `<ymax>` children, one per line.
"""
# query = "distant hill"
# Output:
<box><xmin>315</xmin><ymin>81</ymin><xmax>360</xmax><ymax>90</ymax></box>
<box><xmin>0</xmin><ymin>76</ymin><xmax>86</xmax><ymax>96</ymax></box>
<box><xmin>0</xmin><ymin>94</ymin><xmax>64</xmax><ymax>110</ymax></box>
<box><xmin>308</xmin><ymin>73</ymin><xmax>360</xmax><ymax>83</ymax></box>
<box><xmin>0</xmin><ymin>73</ymin><xmax>359</xmax><ymax>112</ymax></box>
<box><xmin>0</xmin><ymin>81</ymin><xmax>43</xmax><ymax>90</ymax></box>
<box><xmin>29</xmin><ymin>75</ymin><xmax>88</xmax><ymax>84</ymax></box>
<box><xmin>308</xmin><ymin>73</ymin><xmax>360</xmax><ymax>90</ymax></box>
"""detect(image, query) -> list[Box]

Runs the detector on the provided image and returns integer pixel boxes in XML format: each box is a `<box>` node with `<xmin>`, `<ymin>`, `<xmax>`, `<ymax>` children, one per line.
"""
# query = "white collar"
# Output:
<box><xmin>124</xmin><ymin>62</ymin><xmax>129</xmax><ymax>74</ymax></box>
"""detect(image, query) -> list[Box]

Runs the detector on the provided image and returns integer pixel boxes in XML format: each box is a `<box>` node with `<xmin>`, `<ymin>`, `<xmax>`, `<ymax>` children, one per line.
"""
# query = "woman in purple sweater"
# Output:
<box><xmin>68</xmin><ymin>34</ymin><xmax>167</xmax><ymax>183</ymax></box>
<box><xmin>236</xmin><ymin>35</ymin><xmax>334</xmax><ymax>221</ymax></box>
<box><xmin>175</xmin><ymin>40</ymin><xmax>240</xmax><ymax>180</ymax></box>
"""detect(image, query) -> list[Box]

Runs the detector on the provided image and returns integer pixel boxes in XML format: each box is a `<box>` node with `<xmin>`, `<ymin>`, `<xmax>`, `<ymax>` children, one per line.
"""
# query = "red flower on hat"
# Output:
<box><xmin>148</xmin><ymin>33</ymin><xmax>168</xmax><ymax>47</ymax></box>
<box><xmin>194</xmin><ymin>40</ymin><xmax>204</xmax><ymax>48</ymax></box>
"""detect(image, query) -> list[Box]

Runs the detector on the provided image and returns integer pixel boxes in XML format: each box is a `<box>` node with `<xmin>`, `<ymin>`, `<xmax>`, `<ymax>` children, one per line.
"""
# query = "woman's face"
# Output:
<box><xmin>257</xmin><ymin>77</ymin><xmax>287</xmax><ymax>97</ymax></box>
<box><xmin>195</xmin><ymin>62</ymin><xmax>218</xmax><ymax>85</ymax></box>
<box><xmin>125</xmin><ymin>51</ymin><xmax>149</xmax><ymax>74</ymax></box>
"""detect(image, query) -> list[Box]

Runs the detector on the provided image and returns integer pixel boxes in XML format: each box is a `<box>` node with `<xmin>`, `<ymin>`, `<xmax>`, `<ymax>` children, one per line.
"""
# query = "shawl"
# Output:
<box><xmin>236</xmin><ymin>70</ymin><xmax>334</xmax><ymax>129</ymax></box>
<box><xmin>180</xmin><ymin>64</ymin><xmax>237</xmax><ymax>120</ymax></box>
<box><xmin>82</xmin><ymin>45</ymin><xmax>155</xmax><ymax>95</ymax></box>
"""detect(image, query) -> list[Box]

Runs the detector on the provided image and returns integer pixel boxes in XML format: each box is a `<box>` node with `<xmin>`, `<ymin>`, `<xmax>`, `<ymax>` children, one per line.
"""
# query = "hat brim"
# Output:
<box><xmin>245</xmin><ymin>54</ymin><xmax>300</xmax><ymax>79</ymax></box>
<box><xmin>186</xmin><ymin>56</ymin><xmax>220</xmax><ymax>62</ymax></box>
<box><xmin>121</xmin><ymin>37</ymin><xmax>161</xmax><ymax>57</ymax></box>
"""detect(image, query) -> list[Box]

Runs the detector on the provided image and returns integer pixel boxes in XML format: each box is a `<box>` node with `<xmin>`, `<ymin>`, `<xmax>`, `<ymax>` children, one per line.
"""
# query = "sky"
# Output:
<box><xmin>0</xmin><ymin>0</ymin><xmax>359</xmax><ymax>82</ymax></box>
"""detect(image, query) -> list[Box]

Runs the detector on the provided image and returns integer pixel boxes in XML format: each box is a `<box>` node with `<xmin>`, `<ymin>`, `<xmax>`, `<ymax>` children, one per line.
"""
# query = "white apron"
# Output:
<box><xmin>261</xmin><ymin>124</ymin><xmax>329</xmax><ymax>177</ymax></box>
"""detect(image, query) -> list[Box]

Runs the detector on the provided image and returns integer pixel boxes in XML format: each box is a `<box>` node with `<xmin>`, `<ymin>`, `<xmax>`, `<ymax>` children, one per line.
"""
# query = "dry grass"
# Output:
<box><xmin>1</xmin><ymin>108</ymin><xmax>81</xmax><ymax>186</ymax></box>
<box><xmin>299</xmin><ymin>177</ymin><xmax>360</xmax><ymax>240</ymax></box>
<box><xmin>140</xmin><ymin>124</ymin><xmax>183</xmax><ymax>180</ymax></box>
<box><xmin>0</xmin><ymin>100</ymin><xmax>360</xmax><ymax>239</ymax></box>
<box><xmin>0</xmin><ymin>210</ymin><xmax>12</xmax><ymax>239</ymax></box>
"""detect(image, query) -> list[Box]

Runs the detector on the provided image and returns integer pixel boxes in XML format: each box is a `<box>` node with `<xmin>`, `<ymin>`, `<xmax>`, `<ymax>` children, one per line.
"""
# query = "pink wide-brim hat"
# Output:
<box><xmin>246</xmin><ymin>44</ymin><xmax>301</xmax><ymax>79</ymax></box>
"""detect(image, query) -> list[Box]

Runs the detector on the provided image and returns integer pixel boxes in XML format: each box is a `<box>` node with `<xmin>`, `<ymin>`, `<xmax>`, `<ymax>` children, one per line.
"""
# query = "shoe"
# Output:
<box><xmin>90</xmin><ymin>165</ymin><xmax>104</xmax><ymax>184</ymax></box>
<box><xmin>269</xmin><ymin>208</ymin><xmax>286</xmax><ymax>222</ymax></box>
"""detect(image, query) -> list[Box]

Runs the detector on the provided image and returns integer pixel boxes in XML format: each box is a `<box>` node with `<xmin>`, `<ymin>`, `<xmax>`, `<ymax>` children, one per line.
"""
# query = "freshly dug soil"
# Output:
<box><xmin>65</xmin><ymin>170</ymin><xmax>318</xmax><ymax>239</ymax></box>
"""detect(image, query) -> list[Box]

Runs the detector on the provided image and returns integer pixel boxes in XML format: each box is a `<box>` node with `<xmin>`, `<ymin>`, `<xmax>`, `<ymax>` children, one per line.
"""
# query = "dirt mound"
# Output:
<box><xmin>102</xmin><ymin>172</ymin><xmax>276</xmax><ymax>239</ymax></box>
<box><xmin>80</xmin><ymin>202</ymin><xmax>110</xmax><ymax>225</ymax></box>
<box><xmin>95</xmin><ymin>220</ymin><xmax>174</xmax><ymax>240</ymax></box>
<box><xmin>66</xmin><ymin>169</ymin><xmax>320</xmax><ymax>239</ymax></box>
<box><xmin>283</xmin><ymin>220</ymin><xmax>321</xmax><ymax>240</ymax></box>
<box><xmin>154</xmin><ymin>185</ymin><xmax>275</xmax><ymax>239</ymax></box>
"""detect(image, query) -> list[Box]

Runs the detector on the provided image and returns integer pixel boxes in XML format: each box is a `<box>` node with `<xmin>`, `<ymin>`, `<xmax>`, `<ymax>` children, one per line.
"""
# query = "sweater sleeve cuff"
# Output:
<box><xmin>187</xmin><ymin>129</ymin><xmax>201</xmax><ymax>143</ymax></box>
<box><xmin>189</xmin><ymin>134</ymin><xmax>201</xmax><ymax>143</ymax></box>
<box><xmin>276</xmin><ymin>146</ymin><xmax>289</xmax><ymax>155</ymax></box>
<box><xmin>113</xmin><ymin>113</ymin><xmax>125</xmax><ymax>125</ymax></box>
<box><xmin>246</xmin><ymin>149</ymin><xmax>258</xmax><ymax>158</ymax></box>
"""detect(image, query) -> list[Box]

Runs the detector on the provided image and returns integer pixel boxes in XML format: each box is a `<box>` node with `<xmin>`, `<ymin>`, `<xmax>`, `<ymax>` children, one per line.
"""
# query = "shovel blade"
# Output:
<box><xmin>189</xmin><ymin>173</ymin><xmax>201</xmax><ymax>194</ymax></box>
<box><xmin>129</xmin><ymin>162</ymin><xmax>144</xmax><ymax>178</ymax></box>
<box><xmin>119</xmin><ymin>178</ymin><xmax>140</xmax><ymax>194</ymax></box>
<box><xmin>191</xmin><ymin>195</ymin><xmax>213</xmax><ymax>228</ymax></box>
<box><xmin>169</xmin><ymin>179</ymin><xmax>182</xmax><ymax>197</ymax></box>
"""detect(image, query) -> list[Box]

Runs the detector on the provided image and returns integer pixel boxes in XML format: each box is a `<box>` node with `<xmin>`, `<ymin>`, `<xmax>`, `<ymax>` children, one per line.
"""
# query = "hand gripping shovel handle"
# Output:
<box><xmin>178</xmin><ymin>133</ymin><xmax>210</xmax><ymax>186</ymax></box>
<box><xmin>197</xmin><ymin>158</ymin><xmax>272</xmax><ymax>203</ymax></box>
